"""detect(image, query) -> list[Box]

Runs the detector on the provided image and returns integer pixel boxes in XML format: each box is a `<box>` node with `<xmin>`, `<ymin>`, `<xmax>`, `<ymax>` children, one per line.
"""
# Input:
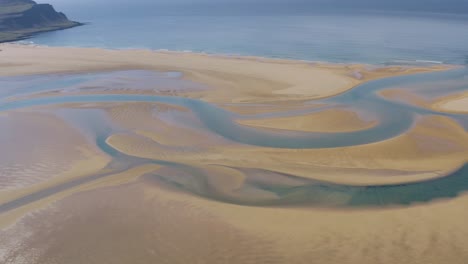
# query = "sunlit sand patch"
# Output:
<box><xmin>184</xmin><ymin>64</ymin><xmax>451</xmax><ymax>103</ymax></box>
<box><xmin>228</xmin><ymin>115</ymin><xmax>467</xmax><ymax>184</ymax></box>
<box><xmin>0</xmin><ymin>151</ymin><xmax>109</xmax><ymax>211</ymax></box>
<box><xmin>106</xmin><ymin>115</ymin><xmax>467</xmax><ymax>186</ymax></box>
<box><xmin>150</xmin><ymin>182</ymin><xmax>468</xmax><ymax>264</ymax></box>
<box><xmin>379</xmin><ymin>88</ymin><xmax>430</xmax><ymax>108</ymax></box>
<box><xmin>316</xmin><ymin>63</ymin><xmax>457</xmax><ymax>81</ymax></box>
<box><xmin>0</xmin><ymin>45</ymin><xmax>465</xmax><ymax>262</ymax></box>
<box><xmin>0</xmin><ymin>163</ymin><xmax>161</xmax><ymax>229</ymax></box>
<box><xmin>0</xmin><ymin>179</ymin><xmax>282</xmax><ymax>264</ymax></box>
<box><xmin>0</xmin><ymin>44</ymin><xmax>451</xmax><ymax>104</ymax></box>
<box><xmin>237</xmin><ymin>108</ymin><xmax>378</xmax><ymax>132</ymax></box>
<box><xmin>200</xmin><ymin>165</ymin><xmax>282</xmax><ymax>202</ymax></box>
<box><xmin>0</xmin><ymin>111</ymin><xmax>107</xmax><ymax>194</ymax></box>
<box><xmin>432</xmin><ymin>92</ymin><xmax>468</xmax><ymax>113</ymax></box>
<box><xmin>220</xmin><ymin>102</ymin><xmax>324</xmax><ymax>115</ymax></box>
<box><xmin>154</xmin><ymin>165</ymin><xmax>279</xmax><ymax>204</ymax></box>
<box><xmin>106</xmin><ymin>102</ymin><xmax>190</xmax><ymax>130</ymax></box>
<box><xmin>104</xmin><ymin>102</ymin><xmax>230</xmax><ymax>147</ymax></box>
<box><xmin>2</xmin><ymin>173</ymin><xmax>468</xmax><ymax>264</ymax></box>
<box><xmin>5</xmin><ymin>70</ymin><xmax>209</xmax><ymax>103</ymax></box>
<box><xmin>379</xmin><ymin>75</ymin><xmax>468</xmax><ymax>114</ymax></box>
<box><xmin>379</xmin><ymin>87</ymin><xmax>468</xmax><ymax>114</ymax></box>
<box><xmin>380</xmin><ymin>76</ymin><xmax>467</xmax><ymax>99</ymax></box>
<box><xmin>136</xmin><ymin>130</ymin><xmax>216</xmax><ymax>148</ymax></box>
<box><xmin>65</xmin><ymin>70</ymin><xmax>207</xmax><ymax>94</ymax></box>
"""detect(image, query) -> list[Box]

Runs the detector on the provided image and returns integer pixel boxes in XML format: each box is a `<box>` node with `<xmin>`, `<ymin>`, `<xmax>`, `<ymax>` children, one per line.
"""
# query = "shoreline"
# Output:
<box><xmin>0</xmin><ymin>43</ymin><xmax>456</xmax><ymax>106</ymax></box>
<box><xmin>6</xmin><ymin>41</ymin><xmax>464</xmax><ymax>68</ymax></box>
<box><xmin>1</xmin><ymin>44</ymin><xmax>466</xmax><ymax>202</ymax></box>
<box><xmin>432</xmin><ymin>92</ymin><xmax>468</xmax><ymax>114</ymax></box>
<box><xmin>235</xmin><ymin>109</ymin><xmax>378</xmax><ymax>133</ymax></box>
<box><xmin>3</xmin><ymin>42</ymin><xmax>461</xmax><ymax>68</ymax></box>
<box><xmin>379</xmin><ymin>87</ymin><xmax>468</xmax><ymax>114</ymax></box>
<box><xmin>0</xmin><ymin>23</ymin><xmax>83</xmax><ymax>44</ymax></box>
<box><xmin>1</xmin><ymin>43</ymin><xmax>468</xmax><ymax>263</ymax></box>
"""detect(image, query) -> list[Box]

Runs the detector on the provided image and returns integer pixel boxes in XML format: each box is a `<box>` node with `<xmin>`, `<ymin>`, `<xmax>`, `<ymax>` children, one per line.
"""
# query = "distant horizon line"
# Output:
<box><xmin>40</xmin><ymin>1</ymin><xmax>468</xmax><ymax>16</ymax></box>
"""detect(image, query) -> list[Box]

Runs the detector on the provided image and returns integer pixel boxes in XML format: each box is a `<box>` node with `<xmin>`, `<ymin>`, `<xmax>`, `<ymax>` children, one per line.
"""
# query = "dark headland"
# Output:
<box><xmin>0</xmin><ymin>0</ymin><xmax>81</xmax><ymax>43</ymax></box>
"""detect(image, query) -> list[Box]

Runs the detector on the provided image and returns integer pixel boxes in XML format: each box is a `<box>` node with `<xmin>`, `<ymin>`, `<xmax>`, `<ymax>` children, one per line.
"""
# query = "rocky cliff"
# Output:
<box><xmin>0</xmin><ymin>0</ymin><xmax>81</xmax><ymax>42</ymax></box>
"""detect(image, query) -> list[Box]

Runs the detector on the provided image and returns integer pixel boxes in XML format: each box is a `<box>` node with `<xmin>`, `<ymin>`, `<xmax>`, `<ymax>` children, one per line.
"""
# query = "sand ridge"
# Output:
<box><xmin>432</xmin><ymin>92</ymin><xmax>468</xmax><ymax>113</ymax></box>
<box><xmin>104</xmin><ymin>104</ymin><xmax>467</xmax><ymax>186</ymax></box>
<box><xmin>0</xmin><ymin>45</ymin><xmax>466</xmax><ymax>264</ymax></box>
<box><xmin>237</xmin><ymin>108</ymin><xmax>378</xmax><ymax>132</ymax></box>
<box><xmin>2</xmin><ymin>171</ymin><xmax>468</xmax><ymax>264</ymax></box>
<box><xmin>0</xmin><ymin>44</ymin><xmax>452</xmax><ymax>104</ymax></box>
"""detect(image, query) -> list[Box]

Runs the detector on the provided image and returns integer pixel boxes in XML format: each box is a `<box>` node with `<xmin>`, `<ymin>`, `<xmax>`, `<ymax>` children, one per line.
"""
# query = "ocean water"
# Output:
<box><xmin>26</xmin><ymin>12</ymin><xmax>468</xmax><ymax>65</ymax></box>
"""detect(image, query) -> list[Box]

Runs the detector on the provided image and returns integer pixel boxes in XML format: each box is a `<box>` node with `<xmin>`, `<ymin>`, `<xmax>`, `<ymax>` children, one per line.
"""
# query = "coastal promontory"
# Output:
<box><xmin>0</xmin><ymin>0</ymin><xmax>80</xmax><ymax>43</ymax></box>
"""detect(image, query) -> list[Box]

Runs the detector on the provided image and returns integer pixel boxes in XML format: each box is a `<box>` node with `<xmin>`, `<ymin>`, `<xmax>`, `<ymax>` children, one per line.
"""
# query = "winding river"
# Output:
<box><xmin>0</xmin><ymin>68</ymin><xmax>467</xmax><ymax>210</ymax></box>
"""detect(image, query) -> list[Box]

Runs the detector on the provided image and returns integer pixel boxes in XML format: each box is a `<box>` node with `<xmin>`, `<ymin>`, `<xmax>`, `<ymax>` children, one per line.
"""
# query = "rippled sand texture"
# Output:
<box><xmin>0</xmin><ymin>44</ymin><xmax>452</xmax><ymax>103</ymax></box>
<box><xmin>0</xmin><ymin>111</ymin><xmax>108</xmax><ymax>202</ymax></box>
<box><xmin>237</xmin><ymin>109</ymin><xmax>378</xmax><ymax>132</ymax></box>
<box><xmin>379</xmin><ymin>76</ymin><xmax>468</xmax><ymax>114</ymax></box>
<box><xmin>2</xmin><ymin>172</ymin><xmax>468</xmax><ymax>264</ymax></box>
<box><xmin>433</xmin><ymin>92</ymin><xmax>468</xmax><ymax>113</ymax></box>
<box><xmin>0</xmin><ymin>45</ymin><xmax>467</xmax><ymax>264</ymax></box>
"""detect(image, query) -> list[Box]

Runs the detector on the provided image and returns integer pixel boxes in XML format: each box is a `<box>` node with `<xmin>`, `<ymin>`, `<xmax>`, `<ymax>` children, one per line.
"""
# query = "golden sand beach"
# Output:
<box><xmin>0</xmin><ymin>44</ymin><xmax>451</xmax><ymax>103</ymax></box>
<box><xmin>0</xmin><ymin>44</ymin><xmax>467</xmax><ymax>264</ymax></box>
<box><xmin>433</xmin><ymin>92</ymin><xmax>468</xmax><ymax>113</ymax></box>
<box><xmin>237</xmin><ymin>109</ymin><xmax>378</xmax><ymax>132</ymax></box>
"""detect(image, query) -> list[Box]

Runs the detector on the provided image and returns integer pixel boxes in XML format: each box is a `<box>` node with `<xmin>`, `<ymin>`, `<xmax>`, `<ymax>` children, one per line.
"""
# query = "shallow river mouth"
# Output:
<box><xmin>0</xmin><ymin>68</ymin><xmax>467</xmax><ymax>210</ymax></box>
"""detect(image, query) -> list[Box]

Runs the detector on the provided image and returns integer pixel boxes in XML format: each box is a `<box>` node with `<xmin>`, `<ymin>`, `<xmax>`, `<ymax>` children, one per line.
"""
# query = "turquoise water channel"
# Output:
<box><xmin>0</xmin><ymin>69</ymin><xmax>466</xmax><ymax>209</ymax></box>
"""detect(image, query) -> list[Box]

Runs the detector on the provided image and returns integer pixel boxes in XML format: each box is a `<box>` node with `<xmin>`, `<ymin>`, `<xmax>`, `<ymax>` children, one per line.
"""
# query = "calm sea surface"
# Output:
<box><xmin>25</xmin><ymin>12</ymin><xmax>468</xmax><ymax>65</ymax></box>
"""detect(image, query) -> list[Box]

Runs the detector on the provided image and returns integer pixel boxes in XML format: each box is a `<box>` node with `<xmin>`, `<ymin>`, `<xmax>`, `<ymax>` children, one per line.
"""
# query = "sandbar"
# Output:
<box><xmin>433</xmin><ymin>92</ymin><xmax>468</xmax><ymax>113</ymax></box>
<box><xmin>237</xmin><ymin>108</ymin><xmax>377</xmax><ymax>132</ymax></box>
<box><xmin>0</xmin><ymin>44</ymin><xmax>451</xmax><ymax>104</ymax></box>
<box><xmin>0</xmin><ymin>44</ymin><xmax>466</xmax><ymax>264</ymax></box>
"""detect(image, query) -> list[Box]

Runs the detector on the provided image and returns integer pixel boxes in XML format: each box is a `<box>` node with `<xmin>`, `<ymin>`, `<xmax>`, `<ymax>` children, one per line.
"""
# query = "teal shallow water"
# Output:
<box><xmin>0</xmin><ymin>68</ymin><xmax>467</xmax><ymax>209</ymax></box>
<box><xmin>27</xmin><ymin>13</ymin><xmax>468</xmax><ymax>65</ymax></box>
<box><xmin>1</xmin><ymin>69</ymin><xmax>467</xmax><ymax>148</ymax></box>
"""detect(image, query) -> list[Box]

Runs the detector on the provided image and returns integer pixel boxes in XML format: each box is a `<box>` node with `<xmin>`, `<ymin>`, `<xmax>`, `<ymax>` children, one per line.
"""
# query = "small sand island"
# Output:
<box><xmin>0</xmin><ymin>0</ymin><xmax>80</xmax><ymax>43</ymax></box>
<box><xmin>0</xmin><ymin>44</ymin><xmax>467</xmax><ymax>263</ymax></box>
<box><xmin>433</xmin><ymin>92</ymin><xmax>468</xmax><ymax>113</ymax></box>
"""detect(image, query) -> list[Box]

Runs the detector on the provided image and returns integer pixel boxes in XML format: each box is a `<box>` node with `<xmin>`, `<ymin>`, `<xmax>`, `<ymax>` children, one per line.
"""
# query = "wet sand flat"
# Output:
<box><xmin>237</xmin><ymin>109</ymin><xmax>378</xmax><ymax>132</ymax></box>
<box><xmin>0</xmin><ymin>44</ymin><xmax>451</xmax><ymax>104</ymax></box>
<box><xmin>433</xmin><ymin>92</ymin><xmax>468</xmax><ymax>113</ymax></box>
<box><xmin>0</xmin><ymin>111</ymin><xmax>109</xmax><ymax>204</ymax></box>
<box><xmin>2</xmin><ymin>174</ymin><xmax>468</xmax><ymax>264</ymax></box>
<box><xmin>0</xmin><ymin>45</ymin><xmax>467</xmax><ymax>264</ymax></box>
<box><xmin>106</xmin><ymin>110</ymin><xmax>468</xmax><ymax>186</ymax></box>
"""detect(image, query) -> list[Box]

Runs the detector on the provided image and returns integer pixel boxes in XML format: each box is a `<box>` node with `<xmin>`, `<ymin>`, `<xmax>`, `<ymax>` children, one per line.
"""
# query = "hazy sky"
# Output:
<box><xmin>39</xmin><ymin>0</ymin><xmax>468</xmax><ymax>16</ymax></box>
